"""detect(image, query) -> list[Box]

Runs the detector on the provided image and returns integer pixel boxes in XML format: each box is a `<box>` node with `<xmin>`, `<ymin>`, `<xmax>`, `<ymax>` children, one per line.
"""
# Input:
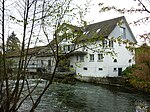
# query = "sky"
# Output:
<box><xmin>76</xmin><ymin>0</ymin><xmax>150</xmax><ymax>45</ymax></box>
<box><xmin>1</xmin><ymin>0</ymin><xmax>150</xmax><ymax>47</ymax></box>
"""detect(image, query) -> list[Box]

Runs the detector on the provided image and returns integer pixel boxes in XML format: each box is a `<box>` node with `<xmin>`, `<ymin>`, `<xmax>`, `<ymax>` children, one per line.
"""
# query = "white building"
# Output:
<box><xmin>60</xmin><ymin>16</ymin><xmax>137</xmax><ymax>79</ymax></box>
<box><xmin>7</xmin><ymin>16</ymin><xmax>137</xmax><ymax>80</ymax></box>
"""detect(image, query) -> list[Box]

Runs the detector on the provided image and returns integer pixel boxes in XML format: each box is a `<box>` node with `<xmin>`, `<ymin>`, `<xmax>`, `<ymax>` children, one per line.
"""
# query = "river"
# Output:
<box><xmin>19</xmin><ymin>79</ymin><xmax>150</xmax><ymax>112</ymax></box>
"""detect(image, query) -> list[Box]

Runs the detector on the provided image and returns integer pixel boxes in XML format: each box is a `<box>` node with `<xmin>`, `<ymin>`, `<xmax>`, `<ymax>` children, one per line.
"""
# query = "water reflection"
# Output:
<box><xmin>19</xmin><ymin>80</ymin><xmax>150</xmax><ymax>112</ymax></box>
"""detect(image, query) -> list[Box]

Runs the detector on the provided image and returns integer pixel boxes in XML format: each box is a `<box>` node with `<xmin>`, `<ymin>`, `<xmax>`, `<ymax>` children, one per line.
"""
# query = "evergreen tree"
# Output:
<box><xmin>6</xmin><ymin>31</ymin><xmax>21</xmax><ymax>52</ymax></box>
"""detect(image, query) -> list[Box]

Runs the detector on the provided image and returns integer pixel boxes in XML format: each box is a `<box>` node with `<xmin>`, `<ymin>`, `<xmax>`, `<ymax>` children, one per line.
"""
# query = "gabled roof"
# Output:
<box><xmin>81</xmin><ymin>16</ymin><xmax>137</xmax><ymax>43</ymax></box>
<box><xmin>84</xmin><ymin>16</ymin><xmax>123</xmax><ymax>38</ymax></box>
<box><xmin>6</xmin><ymin>46</ymin><xmax>46</xmax><ymax>58</ymax></box>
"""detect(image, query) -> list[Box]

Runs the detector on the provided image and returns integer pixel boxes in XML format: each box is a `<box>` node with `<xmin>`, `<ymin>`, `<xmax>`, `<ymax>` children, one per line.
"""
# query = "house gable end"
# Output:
<box><xmin>109</xmin><ymin>17</ymin><xmax>137</xmax><ymax>43</ymax></box>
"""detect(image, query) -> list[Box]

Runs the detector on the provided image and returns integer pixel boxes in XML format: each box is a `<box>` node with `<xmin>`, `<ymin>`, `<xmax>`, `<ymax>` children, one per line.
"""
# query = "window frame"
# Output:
<box><xmin>120</xmin><ymin>27</ymin><xmax>126</xmax><ymax>39</ymax></box>
<box><xmin>98</xmin><ymin>54</ymin><xmax>103</xmax><ymax>62</ymax></box>
<box><xmin>89</xmin><ymin>54</ymin><xmax>94</xmax><ymax>62</ymax></box>
<box><xmin>80</xmin><ymin>55</ymin><xmax>84</xmax><ymax>62</ymax></box>
<box><xmin>102</xmin><ymin>40</ymin><xmax>107</xmax><ymax>48</ymax></box>
<box><xmin>83</xmin><ymin>67</ymin><xmax>87</xmax><ymax>70</ymax></box>
<box><xmin>109</xmin><ymin>40</ymin><xmax>113</xmax><ymax>48</ymax></box>
<box><xmin>114</xmin><ymin>59</ymin><xmax>117</xmax><ymax>63</ymax></box>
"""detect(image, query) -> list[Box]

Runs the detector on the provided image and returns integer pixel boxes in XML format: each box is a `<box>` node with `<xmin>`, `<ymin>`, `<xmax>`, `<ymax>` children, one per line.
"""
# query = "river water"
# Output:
<box><xmin>19</xmin><ymin>79</ymin><xmax>150</xmax><ymax>112</ymax></box>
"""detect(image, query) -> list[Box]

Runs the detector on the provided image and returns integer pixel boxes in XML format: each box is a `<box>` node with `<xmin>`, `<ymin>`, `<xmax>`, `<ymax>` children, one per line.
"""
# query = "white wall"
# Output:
<box><xmin>69</xmin><ymin>20</ymin><xmax>135</xmax><ymax>77</ymax></box>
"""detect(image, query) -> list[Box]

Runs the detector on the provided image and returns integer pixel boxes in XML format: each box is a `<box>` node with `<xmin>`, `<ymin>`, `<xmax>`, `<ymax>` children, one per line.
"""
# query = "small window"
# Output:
<box><xmin>63</xmin><ymin>46</ymin><xmax>66</xmax><ymax>51</ymax></box>
<box><xmin>76</xmin><ymin>56</ymin><xmax>79</xmax><ymax>61</ymax></box>
<box><xmin>86</xmin><ymin>31</ymin><xmax>89</xmax><ymax>34</ymax></box>
<box><xmin>63</xmin><ymin>45</ymin><xmax>68</xmax><ymax>52</ymax></box>
<box><xmin>96</xmin><ymin>28</ymin><xmax>101</xmax><ymax>33</ymax></box>
<box><xmin>120</xmin><ymin>27</ymin><xmax>126</xmax><ymax>39</ymax></box>
<box><xmin>80</xmin><ymin>55</ymin><xmax>84</xmax><ymax>62</ymax></box>
<box><xmin>114</xmin><ymin>68</ymin><xmax>117</xmax><ymax>71</ymax></box>
<box><xmin>48</xmin><ymin>60</ymin><xmax>51</xmax><ymax>67</ymax></box>
<box><xmin>71</xmin><ymin>44</ymin><xmax>75</xmax><ymax>51</ymax></box>
<box><xmin>129</xmin><ymin>59</ymin><xmax>131</xmax><ymax>63</ymax></box>
<box><xmin>83</xmin><ymin>67</ymin><xmax>87</xmax><ymax>70</ymax></box>
<box><xmin>90</xmin><ymin>54</ymin><xmax>94</xmax><ymax>61</ymax></box>
<box><xmin>99</xmin><ymin>68</ymin><xmax>103</xmax><ymax>70</ymax></box>
<box><xmin>114</xmin><ymin>59</ymin><xmax>117</xmax><ymax>63</ymax></box>
<box><xmin>41</xmin><ymin>60</ymin><xmax>44</xmax><ymax>65</ymax></box>
<box><xmin>83</xmin><ymin>31</ymin><xmax>89</xmax><ymax>35</ymax></box>
<box><xmin>68</xmin><ymin>45</ymin><xmax>70</xmax><ymax>51</ymax></box>
<box><xmin>83</xmin><ymin>31</ymin><xmax>86</xmax><ymax>35</ymax></box>
<box><xmin>102</xmin><ymin>40</ymin><xmax>107</xmax><ymax>48</ymax></box>
<box><xmin>109</xmin><ymin>40</ymin><xmax>113</xmax><ymax>48</ymax></box>
<box><xmin>98</xmin><ymin>54</ymin><xmax>103</xmax><ymax>61</ymax></box>
<box><xmin>70</xmin><ymin>65</ymin><xmax>73</xmax><ymax>68</ymax></box>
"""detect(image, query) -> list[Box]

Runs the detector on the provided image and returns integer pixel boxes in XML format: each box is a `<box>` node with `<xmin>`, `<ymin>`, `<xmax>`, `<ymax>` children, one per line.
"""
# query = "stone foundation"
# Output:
<box><xmin>75</xmin><ymin>75</ymin><xmax>127</xmax><ymax>87</ymax></box>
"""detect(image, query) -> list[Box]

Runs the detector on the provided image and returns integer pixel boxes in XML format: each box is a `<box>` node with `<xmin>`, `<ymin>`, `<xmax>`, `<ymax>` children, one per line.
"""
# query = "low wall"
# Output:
<box><xmin>75</xmin><ymin>75</ymin><xmax>127</xmax><ymax>87</ymax></box>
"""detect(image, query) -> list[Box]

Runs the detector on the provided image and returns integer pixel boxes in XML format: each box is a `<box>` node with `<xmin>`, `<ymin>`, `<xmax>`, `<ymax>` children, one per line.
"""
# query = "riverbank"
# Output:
<box><xmin>75</xmin><ymin>75</ymin><xmax>150</xmax><ymax>95</ymax></box>
<box><xmin>75</xmin><ymin>75</ymin><xmax>127</xmax><ymax>87</ymax></box>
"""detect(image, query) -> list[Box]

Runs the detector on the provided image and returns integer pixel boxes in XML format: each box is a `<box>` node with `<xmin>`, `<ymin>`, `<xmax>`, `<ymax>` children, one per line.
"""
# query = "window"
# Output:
<box><xmin>83</xmin><ymin>67</ymin><xmax>87</xmax><ymax>70</ymax></box>
<box><xmin>76</xmin><ymin>56</ymin><xmax>79</xmax><ymax>61</ymax></box>
<box><xmin>113</xmin><ymin>68</ymin><xmax>117</xmax><ymax>71</ymax></box>
<box><xmin>102</xmin><ymin>40</ymin><xmax>107</xmax><ymax>48</ymax></box>
<box><xmin>70</xmin><ymin>65</ymin><xmax>73</xmax><ymax>68</ymax></box>
<box><xmin>120</xmin><ymin>27</ymin><xmax>126</xmax><ymax>39</ymax></box>
<box><xmin>98</xmin><ymin>54</ymin><xmax>103</xmax><ymax>61</ymax></box>
<box><xmin>71</xmin><ymin>44</ymin><xmax>75</xmax><ymax>51</ymax></box>
<box><xmin>114</xmin><ymin>59</ymin><xmax>117</xmax><ymax>63</ymax></box>
<box><xmin>63</xmin><ymin>45</ymin><xmax>71</xmax><ymax>52</ymax></box>
<box><xmin>41</xmin><ymin>60</ymin><xmax>44</xmax><ymax>65</ymax></box>
<box><xmin>80</xmin><ymin>55</ymin><xmax>84</xmax><ymax>62</ymax></box>
<box><xmin>68</xmin><ymin>45</ymin><xmax>70</xmax><ymax>51</ymax></box>
<box><xmin>109</xmin><ymin>40</ymin><xmax>113</xmax><ymax>48</ymax></box>
<box><xmin>90</xmin><ymin>54</ymin><xmax>94</xmax><ymax>61</ymax></box>
<box><xmin>63</xmin><ymin>46</ymin><xmax>66</xmax><ymax>51</ymax></box>
<box><xmin>96</xmin><ymin>28</ymin><xmax>101</xmax><ymax>33</ymax></box>
<box><xmin>48</xmin><ymin>60</ymin><xmax>51</xmax><ymax>67</ymax></box>
<box><xmin>63</xmin><ymin>45</ymin><xmax>67</xmax><ymax>52</ymax></box>
<box><xmin>129</xmin><ymin>59</ymin><xmax>131</xmax><ymax>63</ymax></box>
<box><xmin>99</xmin><ymin>68</ymin><xmax>103</xmax><ymax>70</ymax></box>
<box><xmin>83</xmin><ymin>31</ymin><xmax>89</xmax><ymax>35</ymax></box>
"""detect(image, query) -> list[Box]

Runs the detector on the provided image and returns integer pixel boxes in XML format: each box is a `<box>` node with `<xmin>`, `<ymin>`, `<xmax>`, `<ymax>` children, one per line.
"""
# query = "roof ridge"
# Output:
<box><xmin>87</xmin><ymin>16</ymin><xmax>125</xmax><ymax>26</ymax></box>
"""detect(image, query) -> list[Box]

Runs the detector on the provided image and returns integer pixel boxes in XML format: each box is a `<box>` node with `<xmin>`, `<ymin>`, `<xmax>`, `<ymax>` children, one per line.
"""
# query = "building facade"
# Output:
<box><xmin>60</xmin><ymin>16</ymin><xmax>137</xmax><ymax>78</ymax></box>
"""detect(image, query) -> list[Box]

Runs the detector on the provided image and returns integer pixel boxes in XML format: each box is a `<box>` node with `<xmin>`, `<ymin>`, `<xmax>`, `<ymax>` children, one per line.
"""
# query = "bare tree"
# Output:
<box><xmin>0</xmin><ymin>0</ymin><xmax>91</xmax><ymax>111</ymax></box>
<box><xmin>99</xmin><ymin>0</ymin><xmax>150</xmax><ymax>44</ymax></box>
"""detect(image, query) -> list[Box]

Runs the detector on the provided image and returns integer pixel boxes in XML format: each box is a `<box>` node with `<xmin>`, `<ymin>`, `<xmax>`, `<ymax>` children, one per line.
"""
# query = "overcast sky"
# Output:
<box><xmin>76</xmin><ymin>0</ymin><xmax>150</xmax><ymax>45</ymax></box>
<box><xmin>2</xmin><ymin>0</ymin><xmax>150</xmax><ymax>46</ymax></box>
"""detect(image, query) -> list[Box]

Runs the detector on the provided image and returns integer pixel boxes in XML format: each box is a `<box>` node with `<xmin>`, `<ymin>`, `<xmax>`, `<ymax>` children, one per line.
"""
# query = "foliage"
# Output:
<box><xmin>6</xmin><ymin>31</ymin><xmax>21</xmax><ymax>52</ymax></box>
<box><xmin>123</xmin><ymin>45</ymin><xmax>150</xmax><ymax>93</ymax></box>
<box><xmin>0</xmin><ymin>51</ymin><xmax>2</xmax><ymax>71</ymax></box>
<box><xmin>0</xmin><ymin>0</ymin><xmax>91</xmax><ymax>111</ymax></box>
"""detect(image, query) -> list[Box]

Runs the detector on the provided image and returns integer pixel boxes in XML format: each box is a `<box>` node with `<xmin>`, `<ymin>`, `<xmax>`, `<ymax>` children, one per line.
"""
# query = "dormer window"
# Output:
<box><xmin>68</xmin><ymin>45</ymin><xmax>70</xmax><ymax>51</ymax></box>
<box><xmin>120</xmin><ymin>27</ymin><xmax>126</xmax><ymax>39</ymax></box>
<box><xmin>96</xmin><ymin>28</ymin><xmax>101</xmax><ymax>33</ymax></box>
<box><xmin>83</xmin><ymin>31</ymin><xmax>89</xmax><ymax>35</ymax></box>
<box><xmin>83</xmin><ymin>31</ymin><xmax>86</xmax><ymax>35</ymax></box>
<box><xmin>86</xmin><ymin>31</ymin><xmax>89</xmax><ymax>34</ymax></box>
